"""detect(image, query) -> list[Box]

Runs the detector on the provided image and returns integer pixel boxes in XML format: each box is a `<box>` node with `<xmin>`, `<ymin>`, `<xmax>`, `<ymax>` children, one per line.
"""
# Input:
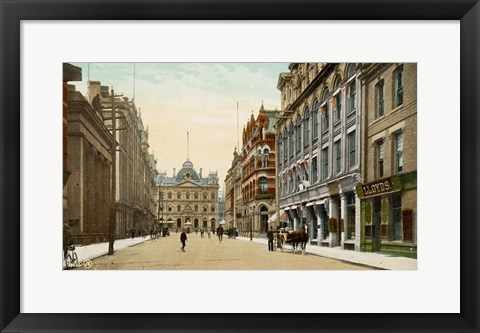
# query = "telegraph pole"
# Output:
<box><xmin>108</xmin><ymin>88</ymin><xmax>123</xmax><ymax>255</ymax></box>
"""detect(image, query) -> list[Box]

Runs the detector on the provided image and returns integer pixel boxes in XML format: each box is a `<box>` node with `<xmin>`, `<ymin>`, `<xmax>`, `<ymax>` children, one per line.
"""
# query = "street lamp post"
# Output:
<box><xmin>249</xmin><ymin>209</ymin><xmax>253</xmax><ymax>241</ymax></box>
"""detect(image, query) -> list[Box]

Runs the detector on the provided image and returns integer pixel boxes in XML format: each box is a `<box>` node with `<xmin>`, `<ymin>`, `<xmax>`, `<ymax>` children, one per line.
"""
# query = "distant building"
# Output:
<box><xmin>224</xmin><ymin>148</ymin><xmax>243</xmax><ymax>233</ymax></box>
<box><xmin>156</xmin><ymin>159</ymin><xmax>219</xmax><ymax>233</ymax></box>
<box><xmin>240</xmin><ymin>104</ymin><xmax>278</xmax><ymax>237</ymax></box>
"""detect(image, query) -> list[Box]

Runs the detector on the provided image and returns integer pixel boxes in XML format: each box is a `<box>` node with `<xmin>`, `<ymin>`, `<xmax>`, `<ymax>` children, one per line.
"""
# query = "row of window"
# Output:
<box><xmin>243</xmin><ymin>176</ymin><xmax>270</xmax><ymax>200</ymax></box>
<box><xmin>162</xmin><ymin>191</ymin><xmax>216</xmax><ymax>201</ymax></box>
<box><xmin>160</xmin><ymin>205</ymin><xmax>216</xmax><ymax>213</ymax></box>
<box><xmin>281</xmin><ymin>130</ymin><xmax>357</xmax><ymax>195</ymax></box>
<box><xmin>281</xmin><ymin>79</ymin><xmax>357</xmax><ymax>164</ymax></box>
<box><xmin>375</xmin><ymin>132</ymin><xmax>404</xmax><ymax>177</ymax></box>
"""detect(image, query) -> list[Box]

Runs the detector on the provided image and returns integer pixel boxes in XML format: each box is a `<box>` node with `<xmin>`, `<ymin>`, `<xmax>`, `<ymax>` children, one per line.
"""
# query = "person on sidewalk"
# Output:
<box><xmin>180</xmin><ymin>229</ymin><xmax>187</xmax><ymax>252</ymax></box>
<box><xmin>217</xmin><ymin>225</ymin><xmax>224</xmax><ymax>243</ymax></box>
<box><xmin>267</xmin><ymin>226</ymin><xmax>274</xmax><ymax>251</ymax></box>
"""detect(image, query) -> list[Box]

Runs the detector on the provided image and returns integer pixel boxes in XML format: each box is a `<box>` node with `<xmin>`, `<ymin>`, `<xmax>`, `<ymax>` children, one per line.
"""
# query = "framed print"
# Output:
<box><xmin>1</xmin><ymin>0</ymin><xmax>479</xmax><ymax>332</ymax></box>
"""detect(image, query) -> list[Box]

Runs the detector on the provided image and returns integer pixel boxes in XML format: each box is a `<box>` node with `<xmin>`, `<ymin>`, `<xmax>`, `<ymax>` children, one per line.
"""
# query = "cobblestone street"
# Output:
<box><xmin>81</xmin><ymin>234</ymin><xmax>372</xmax><ymax>270</ymax></box>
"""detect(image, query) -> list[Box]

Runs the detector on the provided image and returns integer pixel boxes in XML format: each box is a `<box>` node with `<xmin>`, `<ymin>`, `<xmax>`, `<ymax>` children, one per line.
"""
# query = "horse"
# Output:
<box><xmin>291</xmin><ymin>225</ymin><xmax>309</xmax><ymax>255</ymax></box>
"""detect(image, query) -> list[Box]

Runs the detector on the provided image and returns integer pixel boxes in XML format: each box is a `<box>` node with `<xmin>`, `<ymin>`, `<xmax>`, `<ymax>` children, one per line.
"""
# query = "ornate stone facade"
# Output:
<box><xmin>277</xmin><ymin>63</ymin><xmax>361</xmax><ymax>249</ymax></box>
<box><xmin>156</xmin><ymin>160</ymin><xmax>219</xmax><ymax>233</ymax></box>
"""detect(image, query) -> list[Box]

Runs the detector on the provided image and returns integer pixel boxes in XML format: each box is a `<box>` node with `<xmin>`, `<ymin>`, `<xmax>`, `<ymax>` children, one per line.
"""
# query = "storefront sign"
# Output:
<box><xmin>357</xmin><ymin>177</ymin><xmax>399</xmax><ymax>198</ymax></box>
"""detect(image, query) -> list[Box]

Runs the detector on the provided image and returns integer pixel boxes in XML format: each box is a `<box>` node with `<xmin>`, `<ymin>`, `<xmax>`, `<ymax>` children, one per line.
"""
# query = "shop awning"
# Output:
<box><xmin>267</xmin><ymin>209</ymin><xmax>286</xmax><ymax>223</ymax></box>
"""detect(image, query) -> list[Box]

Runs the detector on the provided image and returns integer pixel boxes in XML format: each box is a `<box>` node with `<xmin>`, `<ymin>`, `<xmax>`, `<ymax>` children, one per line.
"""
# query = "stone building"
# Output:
<box><xmin>224</xmin><ymin>148</ymin><xmax>243</xmax><ymax>234</ymax></box>
<box><xmin>156</xmin><ymin>159</ymin><xmax>219</xmax><ymax>233</ymax></box>
<box><xmin>87</xmin><ymin>81</ymin><xmax>158</xmax><ymax>239</ymax></box>
<box><xmin>65</xmin><ymin>83</ymin><xmax>114</xmax><ymax>244</ymax></box>
<box><xmin>276</xmin><ymin>63</ymin><xmax>362</xmax><ymax>249</ymax></box>
<box><xmin>240</xmin><ymin>104</ymin><xmax>278</xmax><ymax>238</ymax></box>
<box><xmin>356</xmin><ymin>63</ymin><xmax>417</xmax><ymax>258</ymax></box>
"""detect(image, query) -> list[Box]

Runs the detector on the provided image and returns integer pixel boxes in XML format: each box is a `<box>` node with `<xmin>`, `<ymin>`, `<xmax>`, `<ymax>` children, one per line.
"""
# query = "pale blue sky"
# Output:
<box><xmin>70</xmin><ymin>62</ymin><xmax>289</xmax><ymax>187</ymax></box>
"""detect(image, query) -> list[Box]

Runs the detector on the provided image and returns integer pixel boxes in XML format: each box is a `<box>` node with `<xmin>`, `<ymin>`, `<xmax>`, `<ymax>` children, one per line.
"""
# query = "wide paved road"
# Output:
<box><xmin>82</xmin><ymin>233</ymin><xmax>371</xmax><ymax>270</ymax></box>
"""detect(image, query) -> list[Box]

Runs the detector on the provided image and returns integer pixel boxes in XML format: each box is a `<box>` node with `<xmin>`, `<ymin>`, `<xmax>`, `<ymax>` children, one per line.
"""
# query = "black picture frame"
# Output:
<box><xmin>1</xmin><ymin>1</ymin><xmax>479</xmax><ymax>332</ymax></box>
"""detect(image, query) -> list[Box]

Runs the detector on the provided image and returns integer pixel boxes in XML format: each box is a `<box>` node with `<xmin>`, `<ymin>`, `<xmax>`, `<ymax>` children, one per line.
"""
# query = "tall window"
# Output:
<box><xmin>186</xmin><ymin>192</ymin><xmax>190</xmax><ymax>200</ymax></box>
<box><xmin>304</xmin><ymin>110</ymin><xmax>310</xmax><ymax>147</ymax></box>
<box><xmin>168</xmin><ymin>192</ymin><xmax>172</xmax><ymax>199</ymax></box>
<box><xmin>194</xmin><ymin>192</ymin><xmax>198</xmax><ymax>199</ymax></box>
<box><xmin>333</xmin><ymin>92</ymin><xmax>342</xmax><ymax>121</ymax></box>
<box><xmin>194</xmin><ymin>205</ymin><xmax>198</xmax><ymax>212</ymax></box>
<box><xmin>395</xmin><ymin>132</ymin><xmax>404</xmax><ymax>172</ymax></box>
<box><xmin>262</xmin><ymin>148</ymin><xmax>269</xmax><ymax>168</ymax></box>
<box><xmin>203</xmin><ymin>192</ymin><xmax>207</xmax><ymax>200</ymax></box>
<box><xmin>347</xmin><ymin>80</ymin><xmax>356</xmax><ymax>113</ymax></box>
<box><xmin>177</xmin><ymin>192</ymin><xmax>181</xmax><ymax>199</ymax></box>
<box><xmin>377</xmin><ymin>140</ymin><xmax>384</xmax><ymax>177</ymax></box>
<box><xmin>348</xmin><ymin>131</ymin><xmax>356</xmax><ymax>169</ymax></box>
<box><xmin>296</xmin><ymin>119</ymin><xmax>302</xmax><ymax>153</ymax></box>
<box><xmin>312</xmin><ymin>100</ymin><xmax>319</xmax><ymax>140</ymax></box>
<box><xmin>211</xmin><ymin>192</ymin><xmax>215</xmax><ymax>200</ymax></box>
<box><xmin>312</xmin><ymin>156</ymin><xmax>318</xmax><ymax>183</ymax></box>
<box><xmin>376</xmin><ymin>81</ymin><xmax>384</xmax><ymax>117</ymax></box>
<box><xmin>259</xmin><ymin>177</ymin><xmax>268</xmax><ymax>194</ymax></box>
<box><xmin>177</xmin><ymin>218</ymin><xmax>181</xmax><ymax>228</ymax></box>
<box><xmin>177</xmin><ymin>205</ymin><xmax>181</xmax><ymax>212</ymax></box>
<box><xmin>283</xmin><ymin>132</ymin><xmax>288</xmax><ymax>162</ymax></box>
<box><xmin>322</xmin><ymin>147</ymin><xmax>329</xmax><ymax>180</ymax></box>
<box><xmin>321</xmin><ymin>103</ymin><xmax>329</xmax><ymax>132</ymax></box>
<box><xmin>395</xmin><ymin>67</ymin><xmax>404</xmax><ymax>107</ymax></box>
<box><xmin>334</xmin><ymin>140</ymin><xmax>342</xmax><ymax>174</ymax></box>
<box><xmin>289</xmin><ymin>125</ymin><xmax>294</xmax><ymax>157</ymax></box>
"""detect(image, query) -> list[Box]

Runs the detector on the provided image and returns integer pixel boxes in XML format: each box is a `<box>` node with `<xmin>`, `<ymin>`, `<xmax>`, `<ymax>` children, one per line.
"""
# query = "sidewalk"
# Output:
<box><xmin>64</xmin><ymin>236</ymin><xmax>154</xmax><ymax>268</ymax></box>
<box><xmin>235</xmin><ymin>236</ymin><xmax>417</xmax><ymax>270</ymax></box>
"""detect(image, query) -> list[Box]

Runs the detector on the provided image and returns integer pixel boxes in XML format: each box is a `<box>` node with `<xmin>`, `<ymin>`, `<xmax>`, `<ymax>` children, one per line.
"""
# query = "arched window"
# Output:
<box><xmin>312</xmin><ymin>99</ymin><xmax>319</xmax><ymax>140</ymax></box>
<box><xmin>177</xmin><ymin>218</ymin><xmax>181</xmax><ymax>228</ymax></box>
<box><xmin>194</xmin><ymin>218</ymin><xmax>199</xmax><ymax>228</ymax></box>
<box><xmin>194</xmin><ymin>205</ymin><xmax>198</xmax><ymax>212</ymax></box>
<box><xmin>177</xmin><ymin>205</ymin><xmax>181</xmax><ymax>212</ymax></box>
<box><xmin>168</xmin><ymin>192</ymin><xmax>172</xmax><ymax>199</ymax></box>
<box><xmin>259</xmin><ymin>177</ymin><xmax>268</xmax><ymax>194</ymax></box>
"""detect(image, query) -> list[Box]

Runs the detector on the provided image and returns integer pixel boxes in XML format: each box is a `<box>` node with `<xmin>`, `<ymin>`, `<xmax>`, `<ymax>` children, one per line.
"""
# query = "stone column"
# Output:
<box><xmin>340</xmin><ymin>193</ymin><xmax>347</xmax><ymax>248</ymax></box>
<box><xmin>329</xmin><ymin>198</ymin><xmax>339</xmax><ymax>247</ymax></box>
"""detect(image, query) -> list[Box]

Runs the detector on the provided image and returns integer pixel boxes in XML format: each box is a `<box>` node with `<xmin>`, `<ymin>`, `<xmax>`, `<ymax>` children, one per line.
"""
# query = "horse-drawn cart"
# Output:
<box><xmin>276</xmin><ymin>226</ymin><xmax>309</xmax><ymax>254</ymax></box>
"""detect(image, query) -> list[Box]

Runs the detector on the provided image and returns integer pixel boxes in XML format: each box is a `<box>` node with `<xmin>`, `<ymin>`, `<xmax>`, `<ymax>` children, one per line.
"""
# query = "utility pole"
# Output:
<box><xmin>108</xmin><ymin>88</ymin><xmax>123</xmax><ymax>255</ymax></box>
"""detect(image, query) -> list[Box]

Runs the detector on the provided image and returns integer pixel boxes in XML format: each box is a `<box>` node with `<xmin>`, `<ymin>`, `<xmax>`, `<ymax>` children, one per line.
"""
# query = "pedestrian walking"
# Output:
<box><xmin>200</xmin><ymin>228</ymin><xmax>204</xmax><ymax>238</ymax></box>
<box><xmin>180</xmin><ymin>229</ymin><xmax>187</xmax><ymax>252</ymax></box>
<box><xmin>267</xmin><ymin>226</ymin><xmax>274</xmax><ymax>251</ymax></box>
<box><xmin>217</xmin><ymin>225</ymin><xmax>224</xmax><ymax>243</ymax></box>
<box><xmin>207</xmin><ymin>228</ymin><xmax>211</xmax><ymax>238</ymax></box>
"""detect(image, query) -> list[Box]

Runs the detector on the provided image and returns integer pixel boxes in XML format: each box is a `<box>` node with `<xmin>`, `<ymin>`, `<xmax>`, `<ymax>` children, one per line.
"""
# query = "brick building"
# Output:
<box><xmin>240</xmin><ymin>104</ymin><xmax>278</xmax><ymax>237</ymax></box>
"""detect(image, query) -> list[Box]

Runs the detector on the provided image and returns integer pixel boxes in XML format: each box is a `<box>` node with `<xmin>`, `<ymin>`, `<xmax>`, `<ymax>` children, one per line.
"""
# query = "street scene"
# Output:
<box><xmin>63</xmin><ymin>62</ymin><xmax>417</xmax><ymax>270</ymax></box>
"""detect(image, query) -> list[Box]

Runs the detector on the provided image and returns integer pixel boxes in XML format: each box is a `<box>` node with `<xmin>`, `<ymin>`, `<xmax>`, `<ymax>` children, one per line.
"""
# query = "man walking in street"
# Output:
<box><xmin>180</xmin><ymin>229</ymin><xmax>187</xmax><ymax>252</ymax></box>
<box><xmin>267</xmin><ymin>226</ymin><xmax>274</xmax><ymax>251</ymax></box>
<box><xmin>217</xmin><ymin>225</ymin><xmax>224</xmax><ymax>243</ymax></box>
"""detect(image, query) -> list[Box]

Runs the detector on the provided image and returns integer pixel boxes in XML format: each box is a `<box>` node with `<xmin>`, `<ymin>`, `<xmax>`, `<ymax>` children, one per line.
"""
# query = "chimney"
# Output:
<box><xmin>199</xmin><ymin>168</ymin><xmax>202</xmax><ymax>178</ymax></box>
<box><xmin>173</xmin><ymin>168</ymin><xmax>176</xmax><ymax>177</ymax></box>
<box><xmin>87</xmin><ymin>81</ymin><xmax>101</xmax><ymax>105</ymax></box>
